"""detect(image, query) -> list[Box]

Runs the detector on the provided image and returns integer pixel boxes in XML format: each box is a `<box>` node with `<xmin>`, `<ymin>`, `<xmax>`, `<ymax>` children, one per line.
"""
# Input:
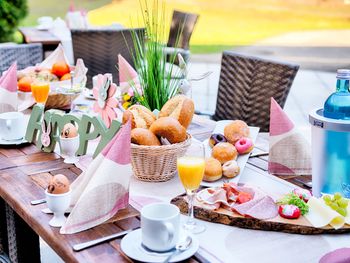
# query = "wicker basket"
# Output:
<box><xmin>45</xmin><ymin>92</ymin><xmax>80</xmax><ymax>110</ymax></box>
<box><xmin>131</xmin><ymin>134</ymin><xmax>192</xmax><ymax>182</ymax></box>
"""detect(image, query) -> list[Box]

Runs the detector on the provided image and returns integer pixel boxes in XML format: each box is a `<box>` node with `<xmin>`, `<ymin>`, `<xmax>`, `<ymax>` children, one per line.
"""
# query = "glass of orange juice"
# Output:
<box><xmin>177</xmin><ymin>140</ymin><xmax>206</xmax><ymax>234</ymax></box>
<box><xmin>31</xmin><ymin>81</ymin><xmax>50</xmax><ymax>105</ymax></box>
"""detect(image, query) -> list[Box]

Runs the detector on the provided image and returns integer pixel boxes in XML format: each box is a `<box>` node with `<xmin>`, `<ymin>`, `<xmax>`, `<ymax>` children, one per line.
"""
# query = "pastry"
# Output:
<box><xmin>149</xmin><ymin>117</ymin><xmax>187</xmax><ymax>144</ymax></box>
<box><xmin>61</xmin><ymin>123</ymin><xmax>78</xmax><ymax>138</ymax></box>
<box><xmin>47</xmin><ymin>174</ymin><xmax>70</xmax><ymax>194</ymax></box>
<box><xmin>122</xmin><ymin>105</ymin><xmax>156</xmax><ymax>129</ymax></box>
<box><xmin>235</xmin><ymin>137</ymin><xmax>254</xmax><ymax>154</ymax></box>
<box><xmin>224</xmin><ymin>120</ymin><xmax>250</xmax><ymax>144</ymax></box>
<box><xmin>209</xmin><ymin>133</ymin><xmax>227</xmax><ymax>148</ymax></box>
<box><xmin>222</xmin><ymin>160</ymin><xmax>240</xmax><ymax>178</ymax></box>
<box><xmin>159</xmin><ymin>95</ymin><xmax>194</xmax><ymax>129</ymax></box>
<box><xmin>203</xmin><ymin>157</ymin><xmax>222</xmax><ymax>182</ymax></box>
<box><xmin>212</xmin><ymin>142</ymin><xmax>238</xmax><ymax>164</ymax></box>
<box><xmin>131</xmin><ymin>128</ymin><xmax>161</xmax><ymax>146</ymax></box>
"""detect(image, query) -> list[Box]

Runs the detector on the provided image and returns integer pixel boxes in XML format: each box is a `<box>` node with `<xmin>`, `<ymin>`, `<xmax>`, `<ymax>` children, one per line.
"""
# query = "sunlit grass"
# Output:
<box><xmin>88</xmin><ymin>0</ymin><xmax>350</xmax><ymax>52</ymax></box>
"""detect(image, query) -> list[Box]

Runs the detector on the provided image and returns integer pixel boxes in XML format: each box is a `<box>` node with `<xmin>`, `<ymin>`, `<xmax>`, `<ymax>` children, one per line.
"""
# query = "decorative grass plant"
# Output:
<box><xmin>130</xmin><ymin>0</ymin><xmax>181</xmax><ymax>111</ymax></box>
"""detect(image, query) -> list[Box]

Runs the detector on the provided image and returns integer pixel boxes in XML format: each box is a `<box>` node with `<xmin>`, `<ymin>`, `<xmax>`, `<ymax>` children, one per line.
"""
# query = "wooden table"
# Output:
<box><xmin>19</xmin><ymin>27</ymin><xmax>61</xmax><ymax>57</ymax></box>
<box><xmin>0</xmin><ymin>116</ymin><xmax>217</xmax><ymax>263</ymax></box>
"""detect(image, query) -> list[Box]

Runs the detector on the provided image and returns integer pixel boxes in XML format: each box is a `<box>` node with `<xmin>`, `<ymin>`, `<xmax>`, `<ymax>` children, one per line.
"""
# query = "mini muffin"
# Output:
<box><xmin>203</xmin><ymin>157</ymin><xmax>222</xmax><ymax>182</ymax></box>
<box><xmin>222</xmin><ymin>160</ymin><xmax>240</xmax><ymax>178</ymax></box>
<box><xmin>224</xmin><ymin>120</ymin><xmax>250</xmax><ymax>144</ymax></box>
<box><xmin>212</xmin><ymin>142</ymin><xmax>238</xmax><ymax>164</ymax></box>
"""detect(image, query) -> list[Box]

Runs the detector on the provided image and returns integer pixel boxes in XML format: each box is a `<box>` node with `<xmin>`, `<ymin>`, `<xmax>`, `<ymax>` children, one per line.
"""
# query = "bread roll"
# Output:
<box><xmin>122</xmin><ymin>105</ymin><xmax>156</xmax><ymax>129</ymax></box>
<box><xmin>131</xmin><ymin>128</ymin><xmax>161</xmax><ymax>146</ymax></box>
<box><xmin>224</xmin><ymin>120</ymin><xmax>250</xmax><ymax>144</ymax></box>
<box><xmin>212</xmin><ymin>142</ymin><xmax>238</xmax><ymax>164</ymax></box>
<box><xmin>203</xmin><ymin>157</ymin><xmax>222</xmax><ymax>182</ymax></box>
<box><xmin>159</xmin><ymin>95</ymin><xmax>194</xmax><ymax>129</ymax></box>
<box><xmin>222</xmin><ymin>160</ymin><xmax>240</xmax><ymax>178</ymax></box>
<box><xmin>149</xmin><ymin>117</ymin><xmax>187</xmax><ymax>144</ymax></box>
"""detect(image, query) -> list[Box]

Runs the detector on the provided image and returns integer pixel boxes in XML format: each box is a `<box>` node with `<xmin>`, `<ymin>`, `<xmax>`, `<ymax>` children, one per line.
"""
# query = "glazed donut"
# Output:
<box><xmin>203</xmin><ymin>157</ymin><xmax>222</xmax><ymax>182</ymax></box>
<box><xmin>212</xmin><ymin>142</ymin><xmax>238</xmax><ymax>164</ymax></box>
<box><xmin>149</xmin><ymin>117</ymin><xmax>187</xmax><ymax>144</ymax></box>
<box><xmin>222</xmin><ymin>160</ymin><xmax>240</xmax><ymax>178</ymax></box>
<box><xmin>235</xmin><ymin>137</ymin><xmax>254</xmax><ymax>154</ymax></box>
<box><xmin>131</xmin><ymin>128</ymin><xmax>161</xmax><ymax>146</ymax></box>
<box><xmin>122</xmin><ymin>105</ymin><xmax>156</xmax><ymax>129</ymax></box>
<box><xmin>224</xmin><ymin>120</ymin><xmax>250</xmax><ymax>144</ymax></box>
<box><xmin>159</xmin><ymin>95</ymin><xmax>194</xmax><ymax>129</ymax></box>
<box><xmin>209</xmin><ymin>133</ymin><xmax>227</xmax><ymax>148</ymax></box>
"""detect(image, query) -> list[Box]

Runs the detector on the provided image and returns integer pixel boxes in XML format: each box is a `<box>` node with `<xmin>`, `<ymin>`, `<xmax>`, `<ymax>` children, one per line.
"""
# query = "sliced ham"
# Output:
<box><xmin>196</xmin><ymin>188</ymin><xmax>229</xmax><ymax>210</ymax></box>
<box><xmin>231</xmin><ymin>195</ymin><xmax>278</xmax><ymax>220</ymax></box>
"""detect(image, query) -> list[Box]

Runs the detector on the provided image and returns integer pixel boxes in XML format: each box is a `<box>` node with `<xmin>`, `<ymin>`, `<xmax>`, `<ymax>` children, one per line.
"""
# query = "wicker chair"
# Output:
<box><xmin>0</xmin><ymin>43</ymin><xmax>43</xmax><ymax>73</ymax></box>
<box><xmin>71</xmin><ymin>28</ymin><xmax>144</xmax><ymax>87</ymax></box>
<box><xmin>212</xmin><ymin>51</ymin><xmax>299</xmax><ymax>132</ymax></box>
<box><xmin>165</xmin><ymin>10</ymin><xmax>199</xmax><ymax>64</ymax></box>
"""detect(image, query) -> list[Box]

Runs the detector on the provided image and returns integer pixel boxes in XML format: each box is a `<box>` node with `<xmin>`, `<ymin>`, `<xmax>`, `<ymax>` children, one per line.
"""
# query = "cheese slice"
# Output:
<box><xmin>305</xmin><ymin>197</ymin><xmax>345</xmax><ymax>229</ymax></box>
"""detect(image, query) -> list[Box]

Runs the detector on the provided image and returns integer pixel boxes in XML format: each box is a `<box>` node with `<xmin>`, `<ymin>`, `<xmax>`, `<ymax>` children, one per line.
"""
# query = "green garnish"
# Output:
<box><xmin>277</xmin><ymin>193</ymin><xmax>309</xmax><ymax>215</ymax></box>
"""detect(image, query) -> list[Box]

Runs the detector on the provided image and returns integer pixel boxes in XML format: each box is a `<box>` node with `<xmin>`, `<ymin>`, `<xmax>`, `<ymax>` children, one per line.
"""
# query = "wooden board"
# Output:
<box><xmin>171</xmin><ymin>193</ymin><xmax>350</xmax><ymax>235</ymax></box>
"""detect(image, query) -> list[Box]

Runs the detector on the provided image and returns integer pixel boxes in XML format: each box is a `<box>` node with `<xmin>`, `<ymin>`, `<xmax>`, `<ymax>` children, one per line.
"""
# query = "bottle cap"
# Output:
<box><xmin>336</xmin><ymin>69</ymin><xmax>350</xmax><ymax>80</ymax></box>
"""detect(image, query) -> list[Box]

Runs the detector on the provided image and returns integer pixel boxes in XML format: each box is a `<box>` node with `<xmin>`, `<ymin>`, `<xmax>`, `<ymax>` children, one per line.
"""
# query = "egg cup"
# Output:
<box><xmin>45</xmin><ymin>189</ymin><xmax>71</xmax><ymax>227</ymax></box>
<box><xmin>59</xmin><ymin>135</ymin><xmax>80</xmax><ymax>164</ymax></box>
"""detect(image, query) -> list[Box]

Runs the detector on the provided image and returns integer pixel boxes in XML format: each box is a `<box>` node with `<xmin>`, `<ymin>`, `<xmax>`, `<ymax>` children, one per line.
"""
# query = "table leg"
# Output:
<box><xmin>0</xmin><ymin>198</ymin><xmax>8</xmax><ymax>254</ymax></box>
<box><xmin>5</xmin><ymin>204</ymin><xmax>40</xmax><ymax>263</ymax></box>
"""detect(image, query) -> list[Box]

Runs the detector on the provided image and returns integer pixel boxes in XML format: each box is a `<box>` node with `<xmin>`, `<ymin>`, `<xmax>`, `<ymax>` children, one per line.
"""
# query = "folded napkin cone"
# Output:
<box><xmin>60</xmin><ymin>121</ymin><xmax>131</xmax><ymax>234</ymax></box>
<box><xmin>0</xmin><ymin>62</ymin><xmax>17</xmax><ymax>113</ymax></box>
<box><xmin>268</xmin><ymin>98</ymin><xmax>311</xmax><ymax>175</ymax></box>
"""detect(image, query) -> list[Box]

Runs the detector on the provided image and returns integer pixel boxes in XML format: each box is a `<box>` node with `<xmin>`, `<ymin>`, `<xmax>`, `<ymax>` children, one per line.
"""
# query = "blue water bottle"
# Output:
<box><xmin>309</xmin><ymin>69</ymin><xmax>350</xmax><ymax>197</ymax></box>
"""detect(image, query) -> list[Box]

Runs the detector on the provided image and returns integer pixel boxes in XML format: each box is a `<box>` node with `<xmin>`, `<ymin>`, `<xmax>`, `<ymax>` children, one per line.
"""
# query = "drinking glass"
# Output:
<box><xmin>177</xmin><ymin>140</ymin><xmax>206</xmax><ymax>234</ymax></box>
<box><xmin>31</xmin><ymin>81</ymin><xmax>50</xmax><ymax>105</ymax></box>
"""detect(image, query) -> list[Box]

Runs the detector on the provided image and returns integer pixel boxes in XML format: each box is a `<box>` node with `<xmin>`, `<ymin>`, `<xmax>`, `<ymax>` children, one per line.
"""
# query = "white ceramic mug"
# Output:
<box><xmin>0</xmin><ymin>112</ymin><xmax>26</xmax><ymax>141</ymax></box>
<box><xmin>141</xmin><ymin>203</ymin><xmax>180</xmax><ymax>252</ymax></box>
<box><xmin>45</xmin><ymin>189</ymin><xmax>71</xmax><ymax>227</ymax></box>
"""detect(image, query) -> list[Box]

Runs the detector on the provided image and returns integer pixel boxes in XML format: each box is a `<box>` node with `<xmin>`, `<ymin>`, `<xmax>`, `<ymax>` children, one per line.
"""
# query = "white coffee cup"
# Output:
<box><xmin>0</xmin><ymin>112</ymin><xmax>26</xmax><ymax>141</ymax></box>
<box><xmin>141</xmin><ymin>203</ymin><xmax>180</xmax><ymax>252</ymax></box>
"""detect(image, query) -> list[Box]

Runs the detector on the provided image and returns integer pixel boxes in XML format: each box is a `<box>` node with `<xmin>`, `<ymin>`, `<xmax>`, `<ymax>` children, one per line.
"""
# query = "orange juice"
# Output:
<box><xmin>177</xmin><ymin>156</ymin><xmax>205</xmax><ymax>191</ymax></box>
<box><xmin>31</xmin><ymin>82</ymin><xmax>50</xmax><ymax>104</ymax></box>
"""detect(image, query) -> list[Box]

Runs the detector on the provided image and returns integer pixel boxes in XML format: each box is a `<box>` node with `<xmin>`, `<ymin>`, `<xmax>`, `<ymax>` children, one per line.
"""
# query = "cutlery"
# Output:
<box><xmin>73</xmin><ymin>228</ymin><xmax>139</xmax><ymax>252</ymax></box>
<box><xmin>162</xmin><ymin>236</ymin><xmax>192</xmax><ymax>263</ymax></box>
<box><xmin>30</xmin><ymin>198</ymin><xmax>46</xmax><ymax>205</ymax></box>
<box><xmin>293</xmin><ymin>178</ymin><xmax>312</xmax><ymax>189</ymax></box>
<box><xmin>249</xmin><ymin>152</ymin><xmax>269</xmax><ymax>158</ymax></box>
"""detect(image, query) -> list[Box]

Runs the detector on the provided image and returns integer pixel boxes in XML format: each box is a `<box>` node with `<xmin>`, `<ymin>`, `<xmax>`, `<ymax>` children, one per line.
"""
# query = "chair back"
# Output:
<box><xmin>167</xmin><ymin>10</ymin><xmax>199</xmax><ymax>50</ymax></box>
<box><xmin>71</xmin><ymin>28</ymin><xmax>145</xmax><ymax>87</ymax></box>
<box><xmin>0</xmin><ymin>43</ymin><xmax>43</xmax><ymax>73</ymax></box>
<box><xmin>213</xmin><ymin>51</ymin><xmax>299</xmax><ymax>132</ymax></box>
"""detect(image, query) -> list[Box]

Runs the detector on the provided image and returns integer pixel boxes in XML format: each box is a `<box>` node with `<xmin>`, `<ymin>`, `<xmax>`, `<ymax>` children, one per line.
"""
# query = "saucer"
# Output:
<box><xmin>120</xmin><ymin>229</ymin><xmax>199</xmax><ymax>263</ymax></box>
<box><xmin>0</xmin><ymin>137</ymin><xmax>27</xmax><ymax>145</ymax></box>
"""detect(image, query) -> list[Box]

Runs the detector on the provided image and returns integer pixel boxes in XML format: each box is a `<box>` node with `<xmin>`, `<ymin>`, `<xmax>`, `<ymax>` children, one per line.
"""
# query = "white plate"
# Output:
<box><xmin>120</xmin><ymin>229</ymin><xmax>199</xmax><ymax>263</ymax></box>
<box><xmin>0</xmin><ymin>137</ymin><xmax>27</xmax><ymax>146</ymax></box>
<box><xmin>201</xmin><ymin>120</ymin><xmax>260</xmax><ymax>187</ymax></box>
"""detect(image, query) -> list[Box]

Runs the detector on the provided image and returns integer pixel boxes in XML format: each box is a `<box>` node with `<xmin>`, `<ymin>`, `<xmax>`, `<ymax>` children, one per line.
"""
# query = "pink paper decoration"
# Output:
<box><xmin>0</xmin><ymin>62</ymin><xmax>18</xmax><ymax>112</ymax></box>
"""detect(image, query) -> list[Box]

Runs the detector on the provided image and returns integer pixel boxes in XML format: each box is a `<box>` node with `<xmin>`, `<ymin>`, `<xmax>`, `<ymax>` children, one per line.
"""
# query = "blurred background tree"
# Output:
<box><xmin>0</xmin><ymin>0</ymin><xmax>28</xmax><ymax>42</ymax></box>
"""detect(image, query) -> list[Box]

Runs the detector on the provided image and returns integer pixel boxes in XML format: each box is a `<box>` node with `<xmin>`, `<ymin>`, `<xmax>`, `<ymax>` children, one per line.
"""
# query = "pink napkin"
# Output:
<box><xmin>118</xmin><ymin>54</ymin><xmax>141</xmax><ymax>95</ymax></box>
<box><xmin>268</xmin><ymin>98</ymin><xmax>311</xmax><ymax>175</ymax></box>
<box><xmin>0</xmin><ymin>62</ymin><xmax>17</xmax><ymax>113</ymax></box>
<box><xmin>60</xmin><ymin>121</ymin><xmax>132</xmax><ymax>234</ymax></box>
<box><xmin>319</xmin><ymin>248</ymin><xmax>350</xmax><ymax>263</ymax></box>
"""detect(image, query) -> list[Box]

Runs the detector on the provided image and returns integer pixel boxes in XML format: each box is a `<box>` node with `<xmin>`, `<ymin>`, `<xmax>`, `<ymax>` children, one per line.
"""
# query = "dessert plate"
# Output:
<box><xmin>120</xmin><ymin>229</ymin><xmax>199</xmax><ymax>263</ymax></box>
<box><xmin>0</xmin><ymin>137</ymin><xmax>27</xmax><ymax>146</ymax></box>
<box><xmin>201</xmin><ymin>120</ymin><xmax>259</xmax><ymax>187</ymax></box>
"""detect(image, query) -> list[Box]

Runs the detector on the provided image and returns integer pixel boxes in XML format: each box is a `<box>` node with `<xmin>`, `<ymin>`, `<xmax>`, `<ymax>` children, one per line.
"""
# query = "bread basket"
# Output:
<box><xmin>45</xmin><ymin>92</ymin><xmax>80</xmax><ymax>110</ymax></box>
<box><xmin>131</xmin><ymin>134</ymin><xmax>192</xmax><ymax>182</ymax></box>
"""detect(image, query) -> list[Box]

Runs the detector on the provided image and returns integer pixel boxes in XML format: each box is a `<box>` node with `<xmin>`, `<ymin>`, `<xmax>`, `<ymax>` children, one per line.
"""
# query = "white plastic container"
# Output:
<box><xmin>309</xmin><ymin>108</ymin><xmax>350</xmax><ymax>197</ymax></box>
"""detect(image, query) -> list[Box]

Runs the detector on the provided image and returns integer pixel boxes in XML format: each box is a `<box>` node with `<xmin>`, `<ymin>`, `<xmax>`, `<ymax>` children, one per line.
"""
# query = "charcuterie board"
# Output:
<box><xmin>171</xmin><ymin>192</ymin><xmax>350</xmax><ymax>235</ymax></box>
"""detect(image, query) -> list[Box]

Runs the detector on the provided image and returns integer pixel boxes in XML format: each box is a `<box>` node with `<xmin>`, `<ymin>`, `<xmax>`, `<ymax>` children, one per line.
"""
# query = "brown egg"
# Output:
<box><xmin>61</xmin><ymin>123</ymin><xmax>78</xmax><ymax>138</ymax></box>
<box><xmin>47</xmin><ymin>174</ymin><xmax>70</xmax><ymax>194</ymax></box>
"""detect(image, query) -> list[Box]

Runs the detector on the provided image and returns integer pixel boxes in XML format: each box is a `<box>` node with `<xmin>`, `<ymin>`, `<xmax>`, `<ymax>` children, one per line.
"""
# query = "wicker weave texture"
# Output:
<box><xmin>213</xmin><ymin>51</ymin><xmax>299</xmax><ymax>132</ymax></box>
<box><xmin>71</xmin><ymin>28</ymin><xmax>144</xmax><ymax>88</ymax></box>
<box><xmin>131</xmin><ymin>135</ymin><xmax>191</xmax><ymax>182</ymax></box>
<box><xmin>0</xmin><ymin>44</ymin><xmax>43</xmax><ymax>73</ymax></box>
